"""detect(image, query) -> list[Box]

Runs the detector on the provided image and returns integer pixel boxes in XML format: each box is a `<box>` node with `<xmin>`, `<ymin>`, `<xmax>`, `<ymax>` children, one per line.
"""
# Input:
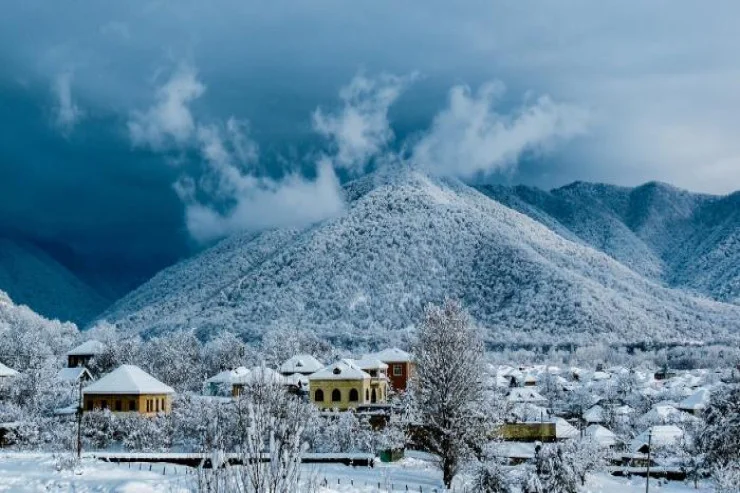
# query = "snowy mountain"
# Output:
<box><xmin>99</xmin><ymin>171</ymin><xmax>740</xmax><ymax>347</ymax></box>
<box><xmin>0</xmin><ymin>237</ymin><xmax>110</xmax><ymax>324</ymax></box>
<box><xmin>480</xmin><ymin>182</ymin><xmax>740</xmax><ymax>304</ymax></box>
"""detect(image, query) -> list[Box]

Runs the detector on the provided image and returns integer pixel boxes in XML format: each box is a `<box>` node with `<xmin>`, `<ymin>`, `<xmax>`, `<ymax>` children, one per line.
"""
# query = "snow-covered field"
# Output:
<box><xmin>0</xmin><ymin>453</ymin><xmax>716</xmax><ymax>493</ymax></box>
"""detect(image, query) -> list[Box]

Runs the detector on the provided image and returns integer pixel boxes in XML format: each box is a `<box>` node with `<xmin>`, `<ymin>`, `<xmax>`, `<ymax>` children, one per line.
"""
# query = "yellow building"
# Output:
<box><xmin>309</xmin><ymin>361</ymin><xmax>386</xmax><ymax>411</ymax></box>
<box><xmin>82</xmin><ymin>365</ymin><xmax>175</xmax><ymax>416</ymax></box>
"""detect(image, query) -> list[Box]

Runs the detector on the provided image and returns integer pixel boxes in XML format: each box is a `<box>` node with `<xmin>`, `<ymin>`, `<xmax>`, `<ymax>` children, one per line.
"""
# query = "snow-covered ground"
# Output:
<box><xmin>0</xmin><ymin>453</ymin><xmax>716</xmax><ymax>492</ymax></box>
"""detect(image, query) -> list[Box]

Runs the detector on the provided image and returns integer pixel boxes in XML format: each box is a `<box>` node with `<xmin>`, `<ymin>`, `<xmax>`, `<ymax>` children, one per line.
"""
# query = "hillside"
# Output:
<box><xmin>98</xmin><ymin>171</ymin><xmax>740</xmax><ymax>347</ymax></box>
<box><xmin>0</xmin><ymin>237</ymin><xmax>110</xmax><ymax>324</ymax></box>
<box><xmin>479</xmin><ymin>182</ymin><xmax>740</xmax><ymax>304</ymax></box>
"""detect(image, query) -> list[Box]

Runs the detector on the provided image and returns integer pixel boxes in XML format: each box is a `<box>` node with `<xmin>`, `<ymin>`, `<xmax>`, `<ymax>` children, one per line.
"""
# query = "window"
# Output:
<box><xmin>86</xmin><ymin>400</ymin><xmax>93</xmax><ymax>411</ymax></box>
<box><xmin>393</xmin><ymin>364</ymin><xmax>403</xmax><ymax>376</ymax></box>
<box><xmin>331</xmin><ymin>389</ymin><xmax>341</xmax><ymax>402</ymax></box>
<box><xmin>314</xmin><ymin>389</ymin><xmax>324</xmax><ymax>402</ymax></box>
<box><xmin>365</xmin><ymin>389</ymin><xmax>370</xmax><ymax>401</ymax></box>
<box><xmin>156</xmin><ymin>399</ymin><xmax>160</xmax><ymax>413</ymax></box>
<box><xmin>161</xmin><ymin>399</ymin><xmax>166</xmax><ymax>412</ymax></box>
<box><xmin>129</xmin><ymin>400</ymin><xmax>137</xmax><ymax>412</ymax></box>
<box><xmin>115</xmin><ymin>400</ymin><xmax>122</xmax><ymax>412</ymax></box>
<box><xmin>349</xmin><ymin>389</ymin><xmax>359</xmax><ymax>402</ymax></box>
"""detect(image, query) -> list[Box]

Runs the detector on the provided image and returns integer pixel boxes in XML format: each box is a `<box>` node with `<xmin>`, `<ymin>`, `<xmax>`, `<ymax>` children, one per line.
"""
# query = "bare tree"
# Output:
<box><xmin>412</xmin><ymin>299</ymin><xmax>486</xmax><ymax>489</ymax></box>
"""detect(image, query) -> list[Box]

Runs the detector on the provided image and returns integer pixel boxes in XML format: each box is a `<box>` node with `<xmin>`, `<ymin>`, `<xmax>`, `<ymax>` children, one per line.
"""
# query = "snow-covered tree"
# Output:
<box><xmin>228</xmin><ymin>370</ymin><xmax>312</xmax><ymax>493</ymax></box>
<box><xmin>698</xmin><ymin>385</ymin><xmax>740</xmax><ymax>468</ymax></box>
<box><xmin>531</xmin><ymin>443</ymin><xmax>579</xmax><ymax>493</ymax></box>
<box><xmin>412</xmin><ymin>299</ymin><xmax>487</xmax><ymax>489</ymax></box>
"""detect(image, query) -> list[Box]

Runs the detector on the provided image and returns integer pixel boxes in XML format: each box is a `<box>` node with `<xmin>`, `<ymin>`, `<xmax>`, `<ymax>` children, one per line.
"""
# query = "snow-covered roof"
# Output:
<box><xmin>284</xmin><ymin>373</ymin><xmax>309</xmax><ymax>388</ymax></box>
<box><xmin>551</xmin><ymin>418</ymin><xmax>579</xmax><ymax>440</ymax></box>
<box><xmin>206</xmin><ymin>366</ymin><xmax>251</xmax><ymax>384</ymax></box>
<box><xmin>638</xmin><ymin>402</ymin><xmax>697</xmax><ymax>426</ymax></box>
<box><xmin>678</xmin><ymin>388</ymin><xmax>711</xmax><ymax>411</ymax></box>
<box><xmin>232</xmin><ymin>367</ymin><xmax>286</xmax><ymax>386</ymax></box>
<box><xmin>67</xmin><ymin>340</ymin><xmax>105</xmax><ymax>356</ymax></box>
<box><xmin>362</xmin><ymin>348</ymin><xmax>412</xmax><ymax>363</ymax></box>
<box><xmin>630</xmin><ymin>425</ymin><xmax>684</xmax><ymax>452</ymax></box>
<box><xmin>57</xmin><ymin>367</ymin><xmax>92</xmax><ymax>383</ymax></box>
<box><xmin>280</xmin><ymin>354</ymin><xmax>324</xmax><ymax>375</ymax></box>
<box><xmin>507</xmin><ymin>388</ymin><xmax>547</xmax><ymax>403</ymax></box>
<box><xmin>83</xmin><ymin>365</ymin><xmax>174</xmax><ymax>395</ymax></box>
<box><xmin>583</xmin><ymin>405</ymin><xmax>605</xmax><ymax>424</ymax></box>
<box><xmin>309</xmin><ymin>361</ymin><xmax>371</xmax><ymax>381</ymax></box>
<box><xmin>0</xmin><ymin>362</ymin><xmax>19</xmax><ymax>378</ymax></box>
<box><xmin>585</xmin><ymin>425</ymin><xmax>617</xmax><ymax>447</ymax></box>
<box><xmin>343</xmin><ymin>358</ymin><xmax>388</xmax><ymax>371</ymax></box>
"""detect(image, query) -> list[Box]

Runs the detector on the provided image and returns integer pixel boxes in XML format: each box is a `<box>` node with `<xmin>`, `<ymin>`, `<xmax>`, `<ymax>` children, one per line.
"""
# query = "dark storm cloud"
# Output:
<box><xmin>1</xmin><ymin>0</ymin><xmax>739</xmax><ymax>291</ymax></box>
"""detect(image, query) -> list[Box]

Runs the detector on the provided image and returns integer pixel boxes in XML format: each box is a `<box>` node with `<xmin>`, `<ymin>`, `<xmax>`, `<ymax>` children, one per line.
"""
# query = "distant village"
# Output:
<box><xmin>2</xmin><ymin>334</ymin><xmax>737</xmax><ymax>486</ymax></box>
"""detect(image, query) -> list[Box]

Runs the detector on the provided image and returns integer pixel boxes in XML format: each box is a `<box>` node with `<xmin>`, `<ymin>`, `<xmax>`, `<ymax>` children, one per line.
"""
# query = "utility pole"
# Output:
<box><xmin>76</xmin><ymin>379</ymin><xmax>83</xmax><ymax>459</ymax></box>
<box><xmin>645</xmin><ymin>430</ymin><xmax>652</xmax><ymax>493</ymax></box>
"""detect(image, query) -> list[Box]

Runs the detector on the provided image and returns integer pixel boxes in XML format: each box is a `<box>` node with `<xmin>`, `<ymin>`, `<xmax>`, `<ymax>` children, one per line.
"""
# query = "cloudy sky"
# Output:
<box><xmin>2</xmin><ymin>0</ymin><xmax>739</xmax><ymax>287</ymax></box>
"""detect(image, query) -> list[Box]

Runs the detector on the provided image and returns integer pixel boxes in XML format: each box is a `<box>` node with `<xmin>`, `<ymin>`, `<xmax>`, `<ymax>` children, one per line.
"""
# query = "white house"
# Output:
<box><xmin>630</xmin><ymin>425</ymin><xmax>684</xmax><ymax>453</ymax></box>
<box><xmin>205</xmin><ymin>366</ymin><xmax>251</xmax><ymax>396</ymax></box>
<box><xmin>57</xmin><ymin>367</ymin><xmax>93</xmax><ymax>384</ymax></box>
<box><xmin>585</xmin><ymin>424</ymin><xmax>618</xmax><ymax>448</ymax></box>
<box><xmin>677</xmin><ymin>388</ymin><xmax>711</xmax><ymax>415</ymax></box>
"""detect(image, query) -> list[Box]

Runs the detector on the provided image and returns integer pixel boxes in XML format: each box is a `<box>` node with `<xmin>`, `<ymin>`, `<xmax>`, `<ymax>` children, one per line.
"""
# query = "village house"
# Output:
<box><xmin>57</xmin><ymin>366</ymin><xmax>93</xmax><ymax>385</ymax></box>
<box><xmin>67</xmin><ymin>340</ymin><xmax>105</xmax><ymax>368</ymax></box>
<box><xmin>82</xmin><ymin>365</ymin><xmax>175</xmax><ymax>415</ymax></box>
<box><xmin>204</xmin><ymin>366</ymin><xmax>251</xmax><ymax>396</ymax></box>
<box><xmin>362</xmin><ymin>348</ymin><xmax>414</xmax><ymax>392</ymax></box>
<box><xmin>309</xmin><ymin>361</ymin><xmax>385</xmax><ymax>411</ymax></box>
<box><xmin>231</xmin><ymin>367</ymin><xmax>286</xmax><ymax>397</ymax></box>
<box><xmin>677</xmin><ymin>387</ymin><xmax>711</xmax><ymax>416</ymax></box>
<box><xmin>344</xmin><ymin>358</ymin><xmax>389</xmax><ymax>404</ymax></box>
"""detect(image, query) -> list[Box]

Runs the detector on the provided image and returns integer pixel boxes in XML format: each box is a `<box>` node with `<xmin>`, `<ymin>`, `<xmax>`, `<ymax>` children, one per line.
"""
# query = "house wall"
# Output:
<box><xmin>497</xmin><ymin>422</ymin><xmax>557</xmax><ymax>442</ymax></box>
<box><xmin>309</xmin><ymin>379</ymin><xmax>377</xmax><ymax>411</ymax></box>
<box><xmin>83</xmin><ymin>393</ymin><xmax>172</xmax><ymax>416</ymax></box>
<box><xmin>386</xmin><ymin>362</ymin><xmax>414</xmax><ymax>392</ymax></box>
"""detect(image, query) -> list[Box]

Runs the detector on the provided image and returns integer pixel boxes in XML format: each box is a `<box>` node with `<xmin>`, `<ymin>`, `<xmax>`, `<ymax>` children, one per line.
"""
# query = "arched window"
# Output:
<box><xmin>332</xmin><ymin>389</ymin><xmax>341</xmax><ymax>402</ymax></box>
<box><xmin>365</xmin><ymin>389</ymin><xmax>370</xmax><ymax>401</ymax></box>
<box><xmin>349</xmin><ymin>389</ymin><xmax>359</xmax><ymax>402</ymax></box>
<box><xmin>314</xmin><ymin>389</ymin><xmax>324</xmax><ymax>402</ymax></box>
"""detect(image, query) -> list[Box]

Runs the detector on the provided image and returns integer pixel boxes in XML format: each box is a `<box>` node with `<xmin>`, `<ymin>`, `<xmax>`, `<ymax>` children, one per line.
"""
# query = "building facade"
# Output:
<box><xmin>309</xmin><ymin>361</ymin><xmax>383</xmax><ymax>411</ymax></box>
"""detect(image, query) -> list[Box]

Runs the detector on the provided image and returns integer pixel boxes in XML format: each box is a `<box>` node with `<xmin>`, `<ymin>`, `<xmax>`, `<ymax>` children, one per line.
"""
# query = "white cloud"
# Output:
<box><xmin>128</xmin><ymin>65</ymin><xmax>205</xmax><ymax>149</ymax></box>
<box><xmin>134</xmin><ymin>65</ymin><xmax>344</xmax><ymax>243</ymax></box>
<box><xmin>312</xmin><ymin>73</ymin><xmax>414</xmax><ymax>173</ymax></box>
<box><xmin>52</xmin><ymin>71</ymin><xmax>83</xmax><ymax>134</ymax></box>
<box><xmin>181</xmin><ymin>158</ymin><xmax>345</xmax><ymax>243</ymax></box>
<box><xmin>412</xmin><ymin>82</ymin><xmax>590</xmax><ymax>179</ymax></box>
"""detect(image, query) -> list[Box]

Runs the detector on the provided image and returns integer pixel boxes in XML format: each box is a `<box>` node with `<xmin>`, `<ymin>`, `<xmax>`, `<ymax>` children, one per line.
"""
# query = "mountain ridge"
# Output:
<box><xmin>97</xmin><ymin>170</ymin><xmax>740</xmax><ymax>347</ymax></box>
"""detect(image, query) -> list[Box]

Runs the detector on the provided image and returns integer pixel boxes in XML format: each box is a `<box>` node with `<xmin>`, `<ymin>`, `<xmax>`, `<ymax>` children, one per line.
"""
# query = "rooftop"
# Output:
<box><xmin>83</xmin><ymin>365</ymin><xmax>174</xmax><ymax>395</ymax></box>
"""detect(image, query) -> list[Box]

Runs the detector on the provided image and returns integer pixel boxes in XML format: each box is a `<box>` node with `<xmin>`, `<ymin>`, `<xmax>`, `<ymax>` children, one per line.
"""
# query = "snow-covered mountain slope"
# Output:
<box><xmin>99</xmin><ymin>171</ymin><xmax>740</xmax><ymax>346</ymax></box>
<box><xmin>479</xmin><ymin>182</ymin><xmax>740</xmax><ymax>304</ymax></box>
<box><xmin>0</xmin><ymin>238</ymin><xmax>110</xmax><ymax>324</ymax></box>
